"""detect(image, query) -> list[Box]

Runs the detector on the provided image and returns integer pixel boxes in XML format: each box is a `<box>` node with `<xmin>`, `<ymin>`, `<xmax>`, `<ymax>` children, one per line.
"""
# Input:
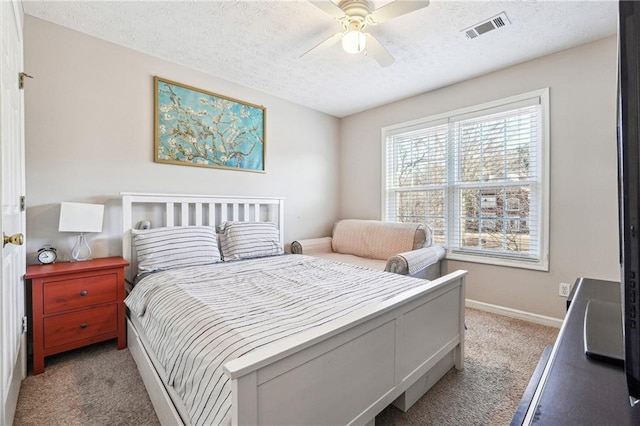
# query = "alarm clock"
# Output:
<box><xmin>37</xmin><ymin>245</ymin><xmax>57</xmax><ymax>264</ymax></box>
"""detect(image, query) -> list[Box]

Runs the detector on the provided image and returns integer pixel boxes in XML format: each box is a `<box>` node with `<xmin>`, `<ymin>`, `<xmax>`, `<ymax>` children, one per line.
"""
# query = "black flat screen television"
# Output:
<box><xmin>618</xmin><ymin>0</ymin><xmax>640</xmax><ymax>406</ymax></box>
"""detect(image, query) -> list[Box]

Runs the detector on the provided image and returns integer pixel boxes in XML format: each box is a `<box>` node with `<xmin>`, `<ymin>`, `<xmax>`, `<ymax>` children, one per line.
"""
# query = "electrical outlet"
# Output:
<box><xmin>559</xmin><ymin>282</ymin><xmax>571</xmax><ymax>297</ymax></box>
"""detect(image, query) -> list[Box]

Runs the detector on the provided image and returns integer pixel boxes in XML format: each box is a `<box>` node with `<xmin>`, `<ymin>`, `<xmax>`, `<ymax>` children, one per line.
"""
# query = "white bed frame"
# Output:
<box><xmin>121</xmin><ymin>192</ymin><xmax>467</xmax><ymax>426</ymax></box>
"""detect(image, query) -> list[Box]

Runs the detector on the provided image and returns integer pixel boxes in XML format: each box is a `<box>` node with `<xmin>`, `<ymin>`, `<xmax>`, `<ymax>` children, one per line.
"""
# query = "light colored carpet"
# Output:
<box><xmin>14</xmin><ymin>340</ymin><xmax>160</xmax><ymax>426</ymax></box>
<box><xmin>13</xmin><ymin>308</ymin><xmax>558</xmax><ymax>425</ymax></box>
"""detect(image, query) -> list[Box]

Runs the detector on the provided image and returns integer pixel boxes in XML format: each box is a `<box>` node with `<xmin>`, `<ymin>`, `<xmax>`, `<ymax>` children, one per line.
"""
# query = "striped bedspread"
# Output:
<box><xmin>125</xmin><ymin>254</ymin><xmax>430</xmax><ymax>425</ymax></box>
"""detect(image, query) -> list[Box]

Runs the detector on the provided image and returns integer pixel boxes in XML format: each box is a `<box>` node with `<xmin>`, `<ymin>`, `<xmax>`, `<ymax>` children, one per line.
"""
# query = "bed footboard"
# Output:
<box><xmin>224</xmin><ymin>270</ymin><xmax>467</xmax><ymax>425</ymax></box>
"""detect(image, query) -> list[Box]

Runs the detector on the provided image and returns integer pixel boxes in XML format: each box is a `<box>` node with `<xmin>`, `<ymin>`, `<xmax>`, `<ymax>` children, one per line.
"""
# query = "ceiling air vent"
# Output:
<box><xmin>463</xmin><ymin>12</ymin><xmax>510</xmax><ymax>39</ymax></box>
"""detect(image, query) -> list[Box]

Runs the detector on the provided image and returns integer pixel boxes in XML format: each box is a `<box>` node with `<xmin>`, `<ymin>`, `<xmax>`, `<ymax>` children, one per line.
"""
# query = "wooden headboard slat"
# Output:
<box><xmin>166</xmin><ymin>203</ymin><xmax>174</xmax><ymax>226</ymax></box>
<box><xmin>208</xmin><ymin>203</ymin><xmax>216</xmax><ymax>225</ymax></box>
<box><xmin>221</xmin><ymin>203</ymin><xmax>228</xmax><ymax>222</ymax></box>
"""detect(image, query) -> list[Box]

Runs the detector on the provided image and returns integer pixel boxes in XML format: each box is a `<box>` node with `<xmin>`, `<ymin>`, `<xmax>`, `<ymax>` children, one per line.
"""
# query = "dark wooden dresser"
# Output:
<box><xmin>512</xmin><ymin>278</ymin><xmax>640</xmax><ymax>424</ymax></box>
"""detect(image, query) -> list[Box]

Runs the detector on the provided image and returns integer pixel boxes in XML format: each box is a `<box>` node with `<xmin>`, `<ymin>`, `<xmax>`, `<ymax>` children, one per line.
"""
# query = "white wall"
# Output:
<box><xmin>339</xmin><ymin>36</ymin><xmax>619</xmax><ymax>319</ymax></box>
<box><xmin>24</xmin><ymin>16</ymin><xmax>340</xmax><ymax>262</ymax></box>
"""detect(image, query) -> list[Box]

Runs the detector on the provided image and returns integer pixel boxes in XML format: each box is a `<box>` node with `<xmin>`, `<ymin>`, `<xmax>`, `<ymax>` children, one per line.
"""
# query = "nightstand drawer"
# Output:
<box><xmin>43</xmin><ymin>304</ymin><xmax>117</xmax><ymax>349</ymax></box>
<box><xmin>43</xmin><ymin>273</ymin><xmax>117</xmax><ymax>315</ymax></box>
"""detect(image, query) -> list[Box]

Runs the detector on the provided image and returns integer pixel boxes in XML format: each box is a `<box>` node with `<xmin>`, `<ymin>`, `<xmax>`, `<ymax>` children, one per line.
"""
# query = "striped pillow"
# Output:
<box><xmin>219</xmin><ymin>221</ymin><xmax>283</xmax><ymax>261</ymax></box>
<box><xmin>132</xmin><ymin>226</ymin><xmax>221</xmax><ymax>273</ymax></box>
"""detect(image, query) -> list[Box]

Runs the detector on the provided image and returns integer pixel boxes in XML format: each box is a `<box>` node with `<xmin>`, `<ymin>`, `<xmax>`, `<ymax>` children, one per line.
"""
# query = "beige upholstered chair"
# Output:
<box><xmin>291</xmin><ymin>219</ymin><xmax>445</xmax><ymax>280</ymax></box>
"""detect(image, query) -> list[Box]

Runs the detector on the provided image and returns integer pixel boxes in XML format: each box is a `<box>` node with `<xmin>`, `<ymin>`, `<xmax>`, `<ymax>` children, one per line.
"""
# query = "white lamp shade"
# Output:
<box><xmin>58</xmin><ymin>202</ymin><xmax>104</xmax><ymax>233</ymax></box>
<box><xmin>342</xmin><ymin>30</ymin><xmax>366</xmax><ymax>54</ymax></box>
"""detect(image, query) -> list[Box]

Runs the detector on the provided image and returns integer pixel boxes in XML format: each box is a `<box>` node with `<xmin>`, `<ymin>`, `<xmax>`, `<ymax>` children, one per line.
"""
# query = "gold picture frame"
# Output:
<box><xmin>154</xmin><ymin>76</ymin><xmax>266</xmax><ymax>172</ymax></box>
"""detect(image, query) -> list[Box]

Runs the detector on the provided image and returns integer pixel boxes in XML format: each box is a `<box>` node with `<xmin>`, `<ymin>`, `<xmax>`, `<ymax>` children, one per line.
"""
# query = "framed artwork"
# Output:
<box><xmin>154</xmin><ymin>76</ymin><xmax>266</xmax><ymax>172</ymax></box>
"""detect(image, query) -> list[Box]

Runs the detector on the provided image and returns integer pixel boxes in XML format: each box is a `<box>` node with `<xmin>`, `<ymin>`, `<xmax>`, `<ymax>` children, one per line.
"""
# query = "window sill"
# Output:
<box><xmin>446</xmin><ymin>251</ymin><xmax>549</xmax><ymax>271</ymax></box>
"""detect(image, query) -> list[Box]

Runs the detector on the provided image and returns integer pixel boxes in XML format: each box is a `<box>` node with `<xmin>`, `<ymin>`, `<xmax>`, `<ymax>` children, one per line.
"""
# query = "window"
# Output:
<box><xmin>383</xmin><ymin>89</ymin><xmax>549</xmax><ymax>270</ymax></box>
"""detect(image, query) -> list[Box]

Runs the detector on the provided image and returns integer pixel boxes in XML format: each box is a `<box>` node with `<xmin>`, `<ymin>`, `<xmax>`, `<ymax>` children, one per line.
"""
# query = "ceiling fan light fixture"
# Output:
<box><xmin>342</xmin><ymin>30</ymin><xmax>366</xmax><ymax>54</ymax></box>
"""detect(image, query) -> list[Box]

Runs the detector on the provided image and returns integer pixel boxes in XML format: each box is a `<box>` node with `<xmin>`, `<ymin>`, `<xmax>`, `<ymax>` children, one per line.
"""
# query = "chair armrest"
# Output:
<box><xmin>385</xmin><ymin>246</ymin><xmax>446</xmax><ymax>275</ymax></box>
<box><xmin>291</xmin><ymin>237</ymin><xmax>333</xmax><ymax>255</ymax></box>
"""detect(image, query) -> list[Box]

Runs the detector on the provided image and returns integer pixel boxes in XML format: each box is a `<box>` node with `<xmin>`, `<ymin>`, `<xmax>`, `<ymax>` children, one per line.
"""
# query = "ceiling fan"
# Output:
<box><xmin>302</xmin><ymin>0</ymin><xmax>430</xmax><ymax>67</ymax></box>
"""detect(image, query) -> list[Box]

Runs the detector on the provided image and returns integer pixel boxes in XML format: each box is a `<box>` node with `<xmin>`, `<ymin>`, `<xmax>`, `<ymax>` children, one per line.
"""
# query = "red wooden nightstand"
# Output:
<box><xmin>25</xmin><ymin>256</ymin><xmax>129</xmax><ymax>375</ymax></box>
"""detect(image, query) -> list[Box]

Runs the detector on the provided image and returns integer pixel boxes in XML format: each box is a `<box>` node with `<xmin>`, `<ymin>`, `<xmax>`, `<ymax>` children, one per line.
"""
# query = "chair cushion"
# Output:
<box><xmin>331</xmin><ymin>219</ymin><xmax>422</xmax><ymax>261</ymax></box>
<box><xmin>306</xmin><ymin>252</ymin><xmax>387</xmax><ymax>271</ymax></box>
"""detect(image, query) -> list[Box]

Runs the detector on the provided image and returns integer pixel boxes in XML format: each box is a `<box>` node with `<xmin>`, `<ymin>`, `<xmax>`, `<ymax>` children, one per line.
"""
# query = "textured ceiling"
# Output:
<box><xmin>22</xmin><ymin>0</ymin><xmax>618</xmax><ymax>118</ymax></box>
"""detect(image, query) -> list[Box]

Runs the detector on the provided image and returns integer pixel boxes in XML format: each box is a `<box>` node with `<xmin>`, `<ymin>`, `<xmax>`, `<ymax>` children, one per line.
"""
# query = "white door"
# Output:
<box><xmin>0</xmin><ymin>0</ymin><xmax>26</xmax><ymax>424</ymax></box>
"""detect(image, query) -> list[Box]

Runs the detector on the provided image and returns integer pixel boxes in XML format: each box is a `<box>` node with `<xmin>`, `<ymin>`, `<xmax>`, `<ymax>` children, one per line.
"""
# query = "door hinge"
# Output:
<box><xmin>19</xmin><ymin>72</ymin><xmax>33</xmax><ymax>90</ymax></box>
<box><xmin>22</xmin><ymin>316</ymin><xmax>27</xmax><ymax>334</ymax></box>
<box><xmin>20</xmin><ymin>195</ymin><xmax>25</xmax><ymax>211</ymax></box>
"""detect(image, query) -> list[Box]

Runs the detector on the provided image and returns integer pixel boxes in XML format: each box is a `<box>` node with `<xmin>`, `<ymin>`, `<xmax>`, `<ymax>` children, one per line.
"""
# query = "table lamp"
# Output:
<box><xmin>58</xmin><ymin>202</ymin><xmax>104</xmax><ymax>261</ymax></box>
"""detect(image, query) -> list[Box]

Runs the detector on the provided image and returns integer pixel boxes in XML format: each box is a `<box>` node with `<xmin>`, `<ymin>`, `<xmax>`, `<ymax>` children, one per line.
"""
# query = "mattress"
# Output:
<box><xmin>125</xmin><ymin>254</ymin><xmax>431</xmax><ymax>425</ymax></box>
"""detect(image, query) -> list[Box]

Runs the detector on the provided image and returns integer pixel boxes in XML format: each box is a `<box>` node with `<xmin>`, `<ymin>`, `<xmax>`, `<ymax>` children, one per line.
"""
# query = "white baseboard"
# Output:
<box><xmin>466</xmin><ymin>299</ymin><xmax>563</xmax><ymax>329</ymax></box>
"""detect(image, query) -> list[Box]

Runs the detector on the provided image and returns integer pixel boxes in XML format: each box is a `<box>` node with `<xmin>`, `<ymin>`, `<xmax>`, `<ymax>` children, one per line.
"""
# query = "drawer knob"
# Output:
<box><xmin>80</xmin><ymin>323</ymin><xmax>88</xmax><ymax>329</ymax></box>
<box><xmin>79</xmin><ymin>290</ymin><xmax>88</xmax><ymax>296</ymax></box>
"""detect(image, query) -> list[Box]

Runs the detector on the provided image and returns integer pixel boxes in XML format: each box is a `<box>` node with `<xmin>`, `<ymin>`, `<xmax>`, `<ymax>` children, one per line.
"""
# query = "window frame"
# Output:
<box><xmin>381</xmin><ymin>88</ymin><xmax>550</xmax><ymax>271</ymax></box>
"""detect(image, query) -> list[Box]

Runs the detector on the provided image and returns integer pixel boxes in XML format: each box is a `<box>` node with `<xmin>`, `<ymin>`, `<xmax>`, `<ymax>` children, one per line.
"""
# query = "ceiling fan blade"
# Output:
<box><xmin>308</xmin><ymin>0</ymin><xmax>345</xmax><ymax>19</ymax></box>
<box><xmin>300</xmin><ymin>32</ymin><xmax>342</xmax><ymax>59</ymax></box>
<box><xmin>370</xmin><ymin>0</ymin><xmax>430</xmax><ymax>24</ymax></box>
<box><xmin>365</xmin><ymin>33</ymin><xmax>395</xmax><ymax>67</ymax></box>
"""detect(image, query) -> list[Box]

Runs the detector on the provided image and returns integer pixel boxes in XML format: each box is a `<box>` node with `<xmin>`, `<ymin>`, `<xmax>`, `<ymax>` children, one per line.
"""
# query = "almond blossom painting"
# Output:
<box><xmin>154</xmin><ymin>77</ymin><xmax>265</xmax><ymax>172</ymax></box>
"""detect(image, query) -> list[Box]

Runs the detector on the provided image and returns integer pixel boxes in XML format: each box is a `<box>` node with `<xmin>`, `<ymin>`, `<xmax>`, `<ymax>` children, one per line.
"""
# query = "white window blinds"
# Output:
<box><xmin>383</xmin><ymin>90</ymin><xmax>549</xmax><ymax>270</ymax></box>
<box><xmin>385</xmin><ymin>121</ymin><xmax>449</xmax><ymax>245</ymax></box>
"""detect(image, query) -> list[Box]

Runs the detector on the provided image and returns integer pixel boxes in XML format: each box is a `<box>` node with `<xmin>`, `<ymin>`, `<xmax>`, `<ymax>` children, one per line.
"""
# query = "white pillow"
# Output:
<box><xmin>132</xmin><ymin>226</ymin><xmax>221</xmax><ymax>273</ymax></box>
<box><xmin>218</xmin><ymin>221</ymin><xmax>283</xmax><ymax>261</ymax></box>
